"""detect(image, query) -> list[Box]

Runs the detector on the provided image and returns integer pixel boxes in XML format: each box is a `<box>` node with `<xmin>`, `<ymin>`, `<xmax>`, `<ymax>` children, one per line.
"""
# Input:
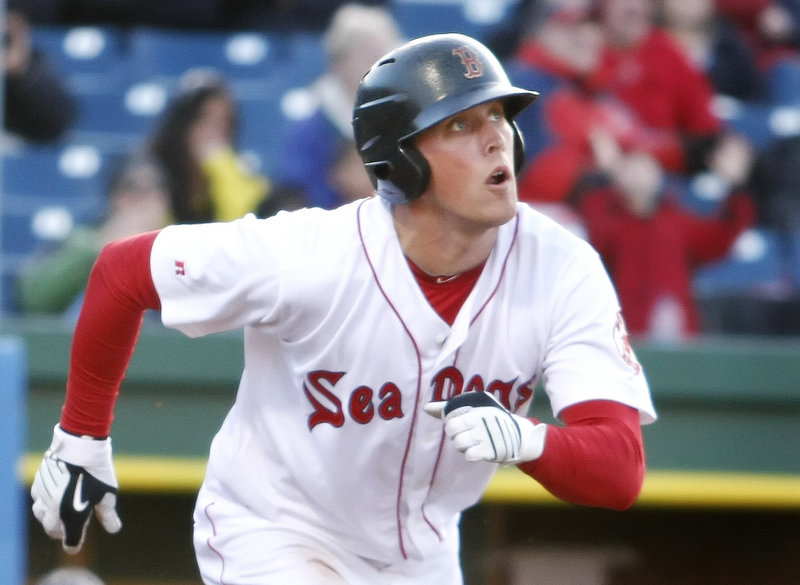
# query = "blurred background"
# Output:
<box><xmin>1</xmin><ymin>0</ymin><xmax>799</xmax><ymax>583</ymax></box>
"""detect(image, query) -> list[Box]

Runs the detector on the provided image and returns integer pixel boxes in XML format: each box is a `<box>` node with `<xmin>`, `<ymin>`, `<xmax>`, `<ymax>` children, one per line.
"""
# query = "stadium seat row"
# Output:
<box><xmin>3</xmin><ymin>0</ymin><xmax>798</xmax><ymax>315</ymax></box>
<box><xmin>1</xmin><ymin>0</ymin><xmax>525</xmax><ymax>313</ymax></box>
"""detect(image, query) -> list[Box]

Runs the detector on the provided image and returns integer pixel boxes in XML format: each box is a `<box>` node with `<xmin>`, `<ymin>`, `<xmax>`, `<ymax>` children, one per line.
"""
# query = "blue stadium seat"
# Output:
<box><xmin>124</xmin><ymin>29</ymin><xmax>325</xmax><ymax>168</ymax></box>
<box><xmin>31</xmin><ymin>25</ymin><xmax>129</xmax><ymax>93</ymax></box>
<box><xmin>768</xmin><ymin>57</ymin><xmax>800</xmax><ymax>107</ymax></box>
<box><xmin>127</xmin><ymin>28</ymin><xmax>325</xmax><ymax>99</ymax></box>
<box><xmin>1</xmin><ymin>145</ymin><xmax>110</xmax><ymax>313</ymax></box>
<box><xmin>2</xmin><ymin>144</ymin><xmax>108</xmax><ymax>254</ymax></box>
<box><xmin>236</xmin><ymin>94</ymin><xmax>290</xmax><ymax>178</ymax></box>
<box><xmin>715</xmin><ymin>96</ymin><xmax>800</xmax><ymax>154</ymax></box>
<box><xmin>68</xmin><ymin>81</ymin><xmax>169</xmax><ymax>152</ymax></box>
<box><xmin>714</xmin><ymin>97</ymin><xmax>779</xmax><ymax>153</ymax></box>
<box><xmin>673</xmin><ymin>173</ymin><xmax>731</xmax><ymax>217</ymax></box>
<box><xmin>129</xmin><ymin>28</ymin><xmax>279</xmax><ymax>81</ymax></box>
<box><xmin>2</xmin><ymin>145</ymin><xmax>108</xmax><ymax>204</ymax></box>
<box><xmin>789</xmin><ymin>231</ymin><xmax>800</xmax><ymax>290</ymax></box>
<box><xmin>274</xmin><ymin>31</ymin><xmax>326</xmax><ymax>85</ymax></box>
<box><xmin>693</xmin><ymin>228</ymin><xmax>785</xmax><ymax>296</ymax></box>
<box><xmin>0</xmin><ymin>271</ymin><xmax>18</xmax><ymax>314</ymax></box>
<box><xmin>31</xmin><ymin>25</ymin><xmax>149</xmax><ymax>152</ymax></box>
<box><xmin>232</xmin><ymin>34</ymin><xmax>326</xmax><ymax>176</ymax></box>
<box><xmin>0</xmin><ymin>209</ymin><xmax>69</xmax><ymax>257</ymax></box>
<box><xmin>389</xmin><ymin>0</ymin><xmax>522</xmax><ymax>42</ymax></box>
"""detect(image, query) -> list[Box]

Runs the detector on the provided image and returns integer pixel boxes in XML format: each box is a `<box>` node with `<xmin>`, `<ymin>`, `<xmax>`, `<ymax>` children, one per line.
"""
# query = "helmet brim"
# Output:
<box><xmin>404</xmin><ymin>84</ymin><xmax>539</xmax><ymax>142</ymax></box>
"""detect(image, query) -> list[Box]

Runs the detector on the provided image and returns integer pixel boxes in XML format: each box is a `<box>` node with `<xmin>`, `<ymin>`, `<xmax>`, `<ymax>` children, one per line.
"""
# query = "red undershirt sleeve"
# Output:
<box><xmin>517</xmin><ymin>399</ymin><xmax>646</xmax><ymax>510</ymax></box>
<box><xmin>60</xmin><ymin>230</ymin><xmax>162</xmax><ymax>438</ymax></box>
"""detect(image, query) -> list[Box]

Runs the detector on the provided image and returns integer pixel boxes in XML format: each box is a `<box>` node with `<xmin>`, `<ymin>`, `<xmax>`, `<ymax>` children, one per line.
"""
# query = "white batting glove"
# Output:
<box><xmin>424</xmin><ymin>392</ymin><xmax>547</xmax><ymax>464</ymax></box>
<box><xmin>31</xmin><ymin>425</ymin><xmax>122</xmax><ymax>554</ymax></box>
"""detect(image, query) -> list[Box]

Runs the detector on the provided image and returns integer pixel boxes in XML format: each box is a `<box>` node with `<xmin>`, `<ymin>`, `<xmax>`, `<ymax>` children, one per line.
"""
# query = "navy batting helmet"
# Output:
<box><xmin>352</xmin><ymin>33</ymin><xmax>538</xmax><ymax>203</ymax></box>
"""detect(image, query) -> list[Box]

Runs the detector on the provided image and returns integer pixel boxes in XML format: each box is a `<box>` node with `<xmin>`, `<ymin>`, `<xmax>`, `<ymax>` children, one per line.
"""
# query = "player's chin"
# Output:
<box><xmin>476</xmin><ymin>203</ymin><xmax>517</xmax><ymax>229</ymax></box>
<box><xmin>483</xmin><ymin>188</ymin><xmax>518</xmax><ymax>223</ymax></box>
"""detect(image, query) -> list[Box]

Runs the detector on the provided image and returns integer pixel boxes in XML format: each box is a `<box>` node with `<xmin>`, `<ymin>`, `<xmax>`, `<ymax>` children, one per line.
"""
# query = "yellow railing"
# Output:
<box><xmin>19</xmin><ymin>454</ymin><xmax>800</xmax><ymax>509</ymax></box>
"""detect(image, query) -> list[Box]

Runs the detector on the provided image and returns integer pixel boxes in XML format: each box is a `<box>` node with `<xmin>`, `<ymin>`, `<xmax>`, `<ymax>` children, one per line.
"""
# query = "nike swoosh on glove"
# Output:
<box><xmin>424</xmin><ymin>391</ymin><xmax>547</xmax><ymax>464</ymax></box>
<box><xmin>31</xmin><ymin>425</ymin><xmax>122</xmax><ymax>554</ymax></box>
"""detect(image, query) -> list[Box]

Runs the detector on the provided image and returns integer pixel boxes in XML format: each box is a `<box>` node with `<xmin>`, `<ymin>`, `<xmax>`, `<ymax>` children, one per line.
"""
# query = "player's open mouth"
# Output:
<box><xmin>488</xmin><ymin>167</ymin><xmax>510</xmax><ymax>185</ymax></box>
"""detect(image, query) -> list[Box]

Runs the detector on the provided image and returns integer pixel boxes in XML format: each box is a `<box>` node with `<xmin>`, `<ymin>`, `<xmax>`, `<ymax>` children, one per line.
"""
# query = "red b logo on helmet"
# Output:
<box><xmin>452</xmin><ymin>47</ymin><xmax>483</xmax><ymax>79</ymax></box>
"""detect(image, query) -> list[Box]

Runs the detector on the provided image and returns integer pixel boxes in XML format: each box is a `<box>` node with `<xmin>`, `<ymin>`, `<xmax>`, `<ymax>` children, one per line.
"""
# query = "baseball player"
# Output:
<box><xmin>31</xmin><ymin>33</ymin><xmax>657</xmax><ymax>585</ymax></box>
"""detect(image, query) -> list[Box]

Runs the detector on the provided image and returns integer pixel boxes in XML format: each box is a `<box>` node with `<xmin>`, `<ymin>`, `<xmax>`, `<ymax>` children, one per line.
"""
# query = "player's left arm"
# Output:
<box><xmin>517</xmin><ymin>399</ymin><xmax>644</xmax><ymax>510</ymax></box>
<box><xmin>426</xmin><ymin>394</ymin><xmax>643</xmax><ymax>510</ymax></box>
<box><xmin>424</xmin><ymin>231</ymin><xmax>653</xmax><ymax>510</ymax></box>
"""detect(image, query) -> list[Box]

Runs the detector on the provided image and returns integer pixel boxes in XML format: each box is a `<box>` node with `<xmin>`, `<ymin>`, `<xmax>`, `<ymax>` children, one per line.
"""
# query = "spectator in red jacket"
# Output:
<box><xmin>578</xmin><ymin>135</ymin><xmax>756</xmax><ymax>340</ymax></box>
<box><xmin>507</xmin><ymin>0</ymin><xmax>705</xmax><ymax>235</ymax></box>
<box><xmin>590</xmin><ymin>0</ymin><xmax>726</xmax><ymax>175</ymax></box>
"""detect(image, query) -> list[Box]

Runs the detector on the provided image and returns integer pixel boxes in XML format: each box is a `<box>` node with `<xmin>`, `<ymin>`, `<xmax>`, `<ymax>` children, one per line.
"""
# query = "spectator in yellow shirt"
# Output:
<box><xmin>146</xmin><ymin>68</ymin><xmax>270</xmax><ymax>223</ymax></box>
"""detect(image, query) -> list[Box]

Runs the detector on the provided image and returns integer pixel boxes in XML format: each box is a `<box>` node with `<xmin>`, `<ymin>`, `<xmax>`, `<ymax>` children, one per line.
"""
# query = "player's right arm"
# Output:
<box><xmin>31</xmin><ymin>230</ymin><xmax>162</xmax><ymax>553</ymax></box>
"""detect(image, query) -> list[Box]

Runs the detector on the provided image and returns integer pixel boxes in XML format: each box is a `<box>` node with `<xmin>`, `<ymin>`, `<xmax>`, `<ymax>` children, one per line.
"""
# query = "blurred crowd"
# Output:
<box><xmin>4</xmin><ymin>0</ymin><xmax>800</xmax><ymax>341</ymax></box>
<box><xmin>501</xmin><ymin>0</ymin><xmax>800</xmax><ymax>339</ymax></box>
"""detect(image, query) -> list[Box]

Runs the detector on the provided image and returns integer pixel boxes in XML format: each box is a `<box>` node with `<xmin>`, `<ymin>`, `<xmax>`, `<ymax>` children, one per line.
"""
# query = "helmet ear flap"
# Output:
<box><xmin>374</xmin><ymin>144</ymin><xmax>431</xmax><ymax>203</ymax></box>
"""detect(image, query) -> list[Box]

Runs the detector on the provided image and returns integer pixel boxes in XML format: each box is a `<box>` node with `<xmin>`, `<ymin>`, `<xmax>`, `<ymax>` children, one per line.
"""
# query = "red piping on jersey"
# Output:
<box><xmin>420</xmin><ymin>438</ymin><xmax>447</xmax><ymax>539</ymax></box>
<box><xmin>356</xmin><ymin>200</ymin><xmax>422</xmax><ymax>561</ymax></box>
<box><xmin>469</xmin><ymin>214</ymin><xmax>518</xmax><ymax>327</ymax></box>
<box><xmin>203</xmin><ymin>502</ymin><xmax>231</xmax><ymax>585</ymax></box>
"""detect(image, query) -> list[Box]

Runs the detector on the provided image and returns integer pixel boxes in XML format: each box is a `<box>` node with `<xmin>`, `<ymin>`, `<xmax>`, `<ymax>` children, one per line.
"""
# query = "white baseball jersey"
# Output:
<box><xmin>150</xmin><ymin>195</ymin><xmax>656</xmax><ymax>581</ymax></box>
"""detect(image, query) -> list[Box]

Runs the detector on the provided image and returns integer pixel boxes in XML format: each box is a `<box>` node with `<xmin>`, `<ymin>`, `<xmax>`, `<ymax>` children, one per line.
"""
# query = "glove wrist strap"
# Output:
<box><xmin>518</xmin><ymin>417</ymin><xmax>547</xmax><ymax>462</ymax></box>
<box><xmin>50</xmin><ymin>425</ymin><xmax>114</xmax><ymax>474</ymax></box>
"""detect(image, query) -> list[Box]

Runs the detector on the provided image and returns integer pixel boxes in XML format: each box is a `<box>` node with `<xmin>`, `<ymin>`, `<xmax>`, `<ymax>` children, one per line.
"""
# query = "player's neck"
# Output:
<box><xmin>392</xmin><ymin>205</ymin><xmax>497</xmax><ymax>277</ymax></box>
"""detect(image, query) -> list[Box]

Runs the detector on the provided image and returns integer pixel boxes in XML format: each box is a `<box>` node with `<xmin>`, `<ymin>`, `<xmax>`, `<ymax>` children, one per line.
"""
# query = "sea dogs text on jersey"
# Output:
<box><xmin>303</xmin><ymin>366</ymin><xmax>536</xmax><ymax>430</ymax></box>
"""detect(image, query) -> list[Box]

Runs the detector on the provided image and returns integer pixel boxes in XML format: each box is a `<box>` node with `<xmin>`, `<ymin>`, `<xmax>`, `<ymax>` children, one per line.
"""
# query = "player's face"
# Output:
<box><xmin>414</xmin><ymin>100</ymin><xmax>518</xmax><ymax>232</ymax></box>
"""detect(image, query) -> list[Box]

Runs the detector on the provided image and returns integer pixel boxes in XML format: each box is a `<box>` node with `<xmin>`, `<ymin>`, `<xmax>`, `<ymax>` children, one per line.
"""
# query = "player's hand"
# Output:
<box><xmin>31</xmin><ymin>425</ymin><xmax>122</xmax><ymax>554</ymax></box>
<box><xmin>424</xmin><ymin>392</ymin><xmax>547</xmax><ymax>464</ymax></box>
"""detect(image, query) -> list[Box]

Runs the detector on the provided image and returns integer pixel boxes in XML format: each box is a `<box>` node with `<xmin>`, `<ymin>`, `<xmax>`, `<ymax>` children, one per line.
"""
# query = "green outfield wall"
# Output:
<box><xmin>7</xmin><ymin>315</ymin><xmax>800</xmax><ymax>585</ymax></box>
<box><xmin>7</xmin><ymin>314</ymin><xmax>800</xmax><ymax>503</ymax></box>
